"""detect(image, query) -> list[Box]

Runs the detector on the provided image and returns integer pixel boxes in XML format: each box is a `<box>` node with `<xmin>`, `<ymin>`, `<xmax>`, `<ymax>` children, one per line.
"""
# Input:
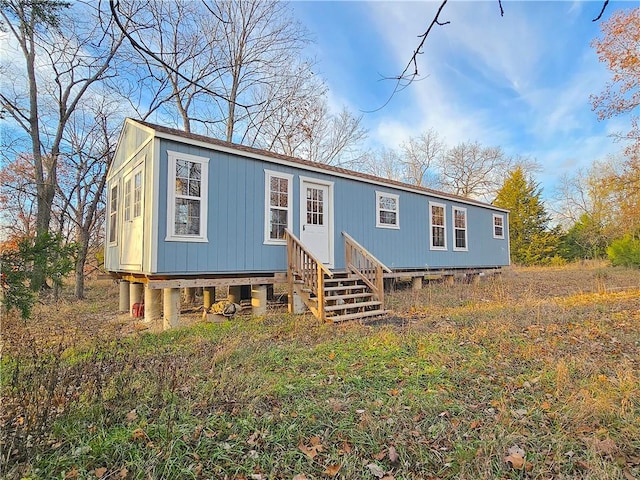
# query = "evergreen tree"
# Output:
<box><xmin>494</xmin><ymin>167</ymin><xmax>559</xmax><ymax>265</ymax></box>
<box><xmin>559</xmin><ymin>213</ymin><xmax>608</xmax><ymax>261</ymax></box>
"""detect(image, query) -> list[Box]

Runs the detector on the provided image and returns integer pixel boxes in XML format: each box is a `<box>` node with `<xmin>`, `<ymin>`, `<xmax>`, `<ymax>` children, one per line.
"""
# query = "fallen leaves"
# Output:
<box><xmin>298</xmin><ymin>436</ymin><xmax>324</xmax><ymax>460</ymax></box>
<box><xmin>388</xmin><ymin>445</ymin><xmax>399</xmax><ymax>463</ymax></box>
<box><xmin>366</xmin><ymin>462</ymin><xmax>386</xmax><ymax>478</ymax></box>
<box><xmin>504</xmin><ymin>445</ymin><xmax>526</xmax><ymax>470</ymax></box>
<box><xmin>323</xmin><ymin>463</ymin><xmax>342</xmax><ymax>476</ymax></box>
<box><xmin>94</xmin><ymin>467</ymin><xmax>107</xmax><ymax>478</ymax></box>
<box><xmin>593</xmin><ymin>437</ymin><xmax>617</xmax><ymax>456</ymax></box>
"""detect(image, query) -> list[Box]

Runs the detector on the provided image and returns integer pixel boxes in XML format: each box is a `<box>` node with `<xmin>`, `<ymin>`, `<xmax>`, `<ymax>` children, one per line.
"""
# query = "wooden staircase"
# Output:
<box><xmin>323</xmin><ymin>272</ymin><xmax>386</xmax><ymax>322</ymax></box>
<box><xmin>286</xmin><ymin>229</ymin><xmax>390</xmax><ymax>323</ymax></box>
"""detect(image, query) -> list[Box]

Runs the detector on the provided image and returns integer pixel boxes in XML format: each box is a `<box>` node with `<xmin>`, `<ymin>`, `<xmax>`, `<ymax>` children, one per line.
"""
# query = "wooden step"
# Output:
<box><xmin>324</xmin><ymin>300</ymin><xmax>381</xmax><ymax>312</ymax></box>
<box><xmin>324</xmin><ymin>284</ymin><xmax>366</xmax><ymax>292</ymax></box>
<box><xmin>324</xmin><ymin>276</ymin><xmax>360</xmax><ymax>285</ymax></box>
<box><xmin>329</xmin><ymin>309</ymin><xmax>388</xmax><ymax>323</ymax></box>
<box><xmin>324</xmin><ymin>292</ymin><xmax>372</xmax><ymax>301</ymax></box>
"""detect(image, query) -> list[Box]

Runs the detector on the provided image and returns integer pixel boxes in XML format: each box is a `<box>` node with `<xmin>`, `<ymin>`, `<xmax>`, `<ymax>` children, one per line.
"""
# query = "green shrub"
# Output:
<box><xmin>607</xmin><ymin>235</ymin><xmax>640</xmax><ymax>268</ymax></box>
<box><xmin>0</xmin><ymin>233</ymin><xmax>77</xmax><ymax>318</ymax></box>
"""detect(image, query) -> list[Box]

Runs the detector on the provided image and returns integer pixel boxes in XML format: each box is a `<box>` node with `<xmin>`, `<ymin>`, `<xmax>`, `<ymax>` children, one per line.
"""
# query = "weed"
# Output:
<box><xmin>1</xmin><ymin>266</ymin><xmax>639</xmax><ymax>479</ymax></box>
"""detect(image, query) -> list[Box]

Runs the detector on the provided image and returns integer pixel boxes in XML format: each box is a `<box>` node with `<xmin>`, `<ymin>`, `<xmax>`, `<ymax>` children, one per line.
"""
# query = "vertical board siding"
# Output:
<box><xmin>149</xmin><ymin>138</ymin><xmax>510</xmax><ymax>275</ymax></box>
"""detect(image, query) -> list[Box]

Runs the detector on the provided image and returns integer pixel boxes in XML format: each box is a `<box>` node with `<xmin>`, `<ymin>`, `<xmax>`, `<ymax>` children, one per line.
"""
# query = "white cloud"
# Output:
<box><xmin>361</xmin><ymin>2</ymin><xmax>621</xmax><ymax>164</ymax></box>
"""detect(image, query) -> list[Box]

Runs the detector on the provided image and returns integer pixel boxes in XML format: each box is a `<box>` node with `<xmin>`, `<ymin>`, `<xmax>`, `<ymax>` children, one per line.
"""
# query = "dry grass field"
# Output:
<box><xmin>1</xmin><ymin>263</ymin><xmax>639</xmax><ymax>479</ymax></box>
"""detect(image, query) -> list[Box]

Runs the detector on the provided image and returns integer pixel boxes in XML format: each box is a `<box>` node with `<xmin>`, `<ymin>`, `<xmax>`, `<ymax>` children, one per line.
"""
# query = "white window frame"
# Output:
<box><xmin>429</xmin><ymin>201</ymin><xmax>447</xmax><ymax>251</ymax></box>
<box><xmin>123</xmin><ymin>177</ymin><xmax>131</xmax><ymax>222</ymax></box>
<box><xmin>166</xmin><ymin>150</ymin><xmax>209</xmax><ymax>242</ymax></box>
<box><xmin>108</xmin><ymin>183</ymin><xmax>118</xmax><ymax>245</ymax></box>
<box><xmin>264</xmin><ymin>170</ymin><xmax>293</xmax><ymax>245</ymax></box>
<box><xmin>133</xmin><ymin>170</ymin><xmax>143</xmax><ymax>218</ymax></box>
<box><xmin>452</xmin><ymin>207</ymin><xmax>468</xmax><ymax>251</ymax></box>
<box><xmin>376</xmin><ymin>191</ymin><xmax>400</xmax><ymax>229</ymax></box>
<box><xmin>493</xmin><ymin>213</ymin><xmax>505</xmax><ymax>239</ymax></box>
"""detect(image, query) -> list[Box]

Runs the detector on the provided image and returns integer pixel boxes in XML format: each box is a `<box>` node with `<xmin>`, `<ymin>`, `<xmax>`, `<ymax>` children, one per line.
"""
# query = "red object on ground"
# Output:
<box><xmin>132</xmin><ymin>302</ymin><xmax>144</xmax><ymax>318</ymax></box>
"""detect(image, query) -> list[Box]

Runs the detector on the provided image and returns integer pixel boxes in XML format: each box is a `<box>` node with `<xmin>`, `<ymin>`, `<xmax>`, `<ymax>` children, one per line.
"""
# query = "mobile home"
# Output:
<box><xmin>106</xmin><ymin>119</ymin><xmax>509</xmax><ymax>326</ymax></box>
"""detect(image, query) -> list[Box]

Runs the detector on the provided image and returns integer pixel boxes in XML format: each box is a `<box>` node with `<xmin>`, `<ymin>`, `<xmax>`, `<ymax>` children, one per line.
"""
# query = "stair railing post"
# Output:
<box><xmin>376</xmin><ymin>264</ymin><xmax>384</xmax><ymax>304</ymax></box>
<box><xmin>317</xmin><ymin>265</ymin><xmax>325</xmax><ymax>322</ymax></box>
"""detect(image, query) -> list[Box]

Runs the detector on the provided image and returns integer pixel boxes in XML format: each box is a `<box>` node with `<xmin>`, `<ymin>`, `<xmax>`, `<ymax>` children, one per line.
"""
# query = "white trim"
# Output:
<box><xmin>150</xmin><ymin>139</ymin><xmax>160</xmax><ymax>273</ymax></box>
<box><xmin>299</xmin><ymin>176</ymin><xmax>335</xmax><ymax>268</ymax></box>
<box><xmin>263</xmin><ymin>170</ymin><xmax>294</xmax><ymax>245</ymax></box>
<box><xmin>148</xmin><ymin>126</ymin><xmax>509</xmax><ymax>213</ymax></box>
<box><xmin>107</xmin><ymin>120</ymin><xmax>154</xmax><ymax>180</ymax></box>
<box><xmin>375</xmin><ymin>191</ymin><xmax>400</xmax><ymax>229</ymax></box>
<box><xmin>107</xmin><ymin>181</ymin><xmax>119</xmax><ymax>246</ymax></box>
<box><xmin>429</xmin><ymin>201</ymin><xmax>447</xmax><ymax>251</ymax></box>
<box><xmin>452</xmin><ymin>206</ymin><xmax>468</xmax><ymax>252</ymax></box>
<box><xmin>493</xmin><ymin>213</ymin><xmax>505</xmax><ymax>239</ymax></box>
<box><xmin>166</xmin><ymin>150</ymin><xmax>209</xmax><ymax>243</ymax></box>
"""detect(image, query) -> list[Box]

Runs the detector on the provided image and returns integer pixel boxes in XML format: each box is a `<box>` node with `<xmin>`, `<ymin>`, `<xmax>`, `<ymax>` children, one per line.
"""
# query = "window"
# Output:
<box><xmin>376</xmin><ymin>191</ymin><xmax>399</xmax><ymax>229</ymax></box>
<box><xmin>453</xmin><ymin>207</ymin><xmax>467</xmax><ymax>251</ymax></box>
<box><xmin>133</xmin><ymin>171</ymin><xmax>142</xmax><ymax>218</ymax></box>
<box><xmin>167</xmin><ymin>151</ymin><xmax>209</xmax><ymax>242</ymax></box>
<box><xmin>493</xmin><ymin>214</ymin><xmax>505</xmax><ymax>239</ymax></box>
<box><xmin>264</xmin><ymin>170</ymin><xmax>293</xmax><ymax>244</ymax></box>
<box><xmin>108</xmin><ymin>185</ymin><xmax>118</xmax><ymax>244</ymax></box>
<box><xmin>124</xmin><ymin>178</ymin><xmax>131</xmax><ymax>222</ymax></box>
<box><xmin>430</xmin><ymin>201</ymin><xmax>447</xmax><ymax>250</ymax></box>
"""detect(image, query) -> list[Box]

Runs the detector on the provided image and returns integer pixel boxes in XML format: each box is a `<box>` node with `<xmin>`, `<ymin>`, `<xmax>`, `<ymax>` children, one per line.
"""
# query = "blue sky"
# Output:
<box><xmin>289</xmin><ymin>0</ymin><xmax>636</xmax><ymax>195</ymax></box>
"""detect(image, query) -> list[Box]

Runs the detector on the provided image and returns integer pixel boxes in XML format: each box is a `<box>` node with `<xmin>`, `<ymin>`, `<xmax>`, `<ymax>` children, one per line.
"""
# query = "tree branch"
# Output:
<box><xmin>108</xmin><ymin>0</ymin><xmax>256</xmax><ymax>110</ymax></box>
<box><xmin>374</xmin><ymin>0</ymin><xmax>611</xmax><ymax>111</ymax></box>
<box><xmin>592</xmin><ymin>0</ymin><xmax>609</xmax><ymax>22</ymax></box>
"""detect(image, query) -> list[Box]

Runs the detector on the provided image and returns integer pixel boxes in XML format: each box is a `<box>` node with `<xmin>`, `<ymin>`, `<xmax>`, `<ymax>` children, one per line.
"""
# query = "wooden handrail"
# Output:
<box><xmin>285</xmin><ymin>229</ymin><xmax>333</xmax><ymax>321</ymax></box>
<box><xmin>342</xmin><ymin>231</ymin><xmax>391</xmax><ymax>304</ymax></box>
<box><xmin>342</xmin><ymin>232</ymin><xmax>392</xmax><ymax>274</ymax></box>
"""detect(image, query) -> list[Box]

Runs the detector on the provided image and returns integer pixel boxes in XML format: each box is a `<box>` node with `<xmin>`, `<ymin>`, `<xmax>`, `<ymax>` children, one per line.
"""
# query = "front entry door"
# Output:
<box><xmin>120</xmin><ymin>164</ymin><xmax>144</xmax><ymax>270</ymax></box>
<box><xmin>300</xmin><ymin>179</ymin><xmax>332</xmax><ymax>266</ymax></box>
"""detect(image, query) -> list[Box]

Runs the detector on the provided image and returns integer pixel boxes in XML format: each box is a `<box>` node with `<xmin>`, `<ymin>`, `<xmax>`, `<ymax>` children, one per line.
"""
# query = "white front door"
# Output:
<box><xmin>300</xmin><ymin>179</ymin><xmax>333</xmax><ymax>266</ymax></box>
<box><xmin>120</xmin><ymin>164</ymin><xmax>144</xmax><ymax>270</ymax></box>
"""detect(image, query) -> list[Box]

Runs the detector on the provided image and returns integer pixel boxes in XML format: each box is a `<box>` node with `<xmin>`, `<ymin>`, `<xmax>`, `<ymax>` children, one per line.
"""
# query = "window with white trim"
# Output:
<box><xmin>124</xmin><ymin>178</ymin><xmax>131</xmax><ymax>222</ymax></box>
<box><xmin>453</xmin><ymin>207</ymin><xmax>467</xmax><ymax>251</ymax></box>
<box><xmin>429</xmin><ymin>201</ymin><xmax>447</xmax><ymax>250</ymax></box>
<box><xmin>166</xmin><ymin>151</ymin><xmax>209</xmax><ymax>242</ymax></box>
<box><xmin>264</xmin><ymin>170</ymin><xmax>293</xmax><ymax>244</ymax></box>
<box><xmin>376</xmin><ymin>191</ymin><xmax>399</xmax><ymax>229</ymax></box>
<box><xmin>493</xmin><ymin>214</ymin><xmax>505</xmax><ymax>239</ymax></box>
<box><xmin>133</xmin><ymin>171</ymin><xmax>142</xmax><ymax>218</ymax></box>
<box><xmin>108</xmin><ymin>184</ymin><xmax>118</xmax><ymax>244</ymax></box>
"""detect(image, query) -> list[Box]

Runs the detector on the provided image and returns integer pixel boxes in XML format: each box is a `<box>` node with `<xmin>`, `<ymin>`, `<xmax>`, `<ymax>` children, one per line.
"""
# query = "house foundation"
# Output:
<box><xmin>289</xmin><ymin>290</ymin><xmax>306</xmax><ymax>314</ymax></box>
<box><xmin>228</xmin><ymin>285</ymin><xmax>242</xmax><ymax>304</ymax></box>
<box><xmin>144</xmin><ymin>286</ymin><xmax>162</xmax><ymax>323</ymax></box>
<box><xmin>412</xmin><ymin>276</ymin><xmax>423</xmax><ymax>290</ymax></box>
<box><xmin>182</xmin><ymin>287</ymin><xmax>196</xmax><ymax>304</ymax></box>
<box><xmin>203</xmin><ymin>287</ymin><xmax>216</xmax><ymax>309</ymax></box>
<box><xmin>118</xmin><ymin>280</ymin><xmax>130</xmax><ymax>312</ymax></box>
<box><xmin>251</xmin><ymin>285</ymin><xmax>267</xmax><ymax>316</ymax></box>
<box><xmin>163</xmin><ymin>287</ymin><xmax>180</xmax><ymax>330</ymax></box>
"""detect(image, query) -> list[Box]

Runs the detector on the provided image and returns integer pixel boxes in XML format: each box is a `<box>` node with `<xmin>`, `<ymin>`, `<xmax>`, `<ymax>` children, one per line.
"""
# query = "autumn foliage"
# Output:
<box><xmin>591</xmin><ymin>7</ymin><xmax>640</xmax><ymax>152</ymax></box>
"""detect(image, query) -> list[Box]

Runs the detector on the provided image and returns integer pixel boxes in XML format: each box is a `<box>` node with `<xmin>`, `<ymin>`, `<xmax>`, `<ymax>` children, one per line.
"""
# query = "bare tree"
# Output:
<box><xmin>440</xmin><ymin>141</ymin><xmax>512</xmax><ymax>200</ymax></box>
<box><xmin>111</xmin><ymin>0</ymin><xmax>228</xmax><ymax>134</ymax></box>
<box><xmin>362</xmin><ymin>148</ymin><xmax>403</xmax><ymax>182</ymax></box>
<box><xmin>245</xmin><ymin>65</ymin><xmax>367</xmax><ymax>166</ymax></box>
<box><xmin>0</xmin><ymin>0</ymin><xmax>126</xmax><ymax>289</ymax></box>
<box><xmin>399</xmin><ymin>129</ymin><xmax>444</xmax><ymax>187</ymax></box>
<box><xmin>54</xmin><ymin>99</ymin><xmax>121</xmax><ymax>298</ymax></box>
<box><xmin>204</xmin><ymin>0</ymin><xmax>313</xmax><ymax>143</ymax></box>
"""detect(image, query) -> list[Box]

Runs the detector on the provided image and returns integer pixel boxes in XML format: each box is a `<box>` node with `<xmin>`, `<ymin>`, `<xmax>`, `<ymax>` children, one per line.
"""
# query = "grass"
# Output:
<box><xmin>1</xmin><ymin>263</ymin><xmax>639</xmax><ymax>479</ymax></box>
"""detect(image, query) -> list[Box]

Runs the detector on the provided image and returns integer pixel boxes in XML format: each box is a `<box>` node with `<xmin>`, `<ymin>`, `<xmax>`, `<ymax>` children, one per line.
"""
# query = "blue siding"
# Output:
<box><xmin>150</xmin><ymin>138</ymin><xmax>509</xmax><ymax>275</ymax></box>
